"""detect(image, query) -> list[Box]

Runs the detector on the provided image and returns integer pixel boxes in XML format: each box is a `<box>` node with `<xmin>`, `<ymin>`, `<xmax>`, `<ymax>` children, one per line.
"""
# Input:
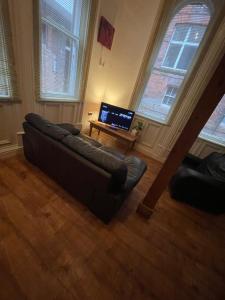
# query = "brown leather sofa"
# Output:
<box><xmin>22</xmin><ymin>113</ymin><xmax>147</xmax><ymax>223</ymax></box>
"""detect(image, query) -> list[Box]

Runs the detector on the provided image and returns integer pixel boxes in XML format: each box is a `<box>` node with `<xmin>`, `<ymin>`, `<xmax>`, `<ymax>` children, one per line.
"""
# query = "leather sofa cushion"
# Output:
<box><xmin>197</xmin><ymin>152</ymin><xmax>225</xmax><ymax>182</ymax></box>
<box><xmin>123</xmin><ymin>156</ymin><xmax>147</xmax><ymax>191</ymax></box>
<box><xmin>58</xmin><ymin>123</ymin><xmax>80</xmax><ymax>135</ymax></box>
<box><xmin>25</xmin><ymin>113</ymin><xmax>70</xmax><ymax>141</ymax></box>
<box><xmin>79</xmin><ymin>133</ymin><xmax>102</xmax><ymax>148</ymax></box>
<box><xmin>62</xmin><ymin>135</ymin><xmax>127</xmax><ymax>185</ymax></box>
<box><xmin>100</xmin><ymin>146</ymin><xmax>125</xmax><ymax>160</ymax></box>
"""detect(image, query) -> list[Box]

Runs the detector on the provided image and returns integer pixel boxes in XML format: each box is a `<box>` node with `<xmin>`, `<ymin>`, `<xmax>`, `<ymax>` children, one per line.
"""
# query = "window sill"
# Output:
<box><xmin>199</xmin><ymin>134</ymin><xmax>225</xmax><ymax>147</ymax></box>
<box><xmin>135</xmin><ymin>112</ymin><xmax>169</xmax><ymax>126</ymax></box>
<box><xmin>0</xmin><ymin>97</ymin><xmax>10</xmax><ymax>100</ymax></box>
<box><xmin>37</xmin><ymin>98</ymin><xmax>81</xmax><ymax>104</ymax></box>
<box><xmin>154</xmin><ymin>66</ymin><xmax>186</xmax><ymax>76</ymax></box>
<box><xmin>0</xmin><ymin>98</ymin><xmax>21</xmax><ymax>104</ymax></box>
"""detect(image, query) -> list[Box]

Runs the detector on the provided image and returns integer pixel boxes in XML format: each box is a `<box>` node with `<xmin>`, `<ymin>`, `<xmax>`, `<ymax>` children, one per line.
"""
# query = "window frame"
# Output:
<box><xmin>133</xmin><ymin>1</ymin><xmax>213</xmax><ymax>125</ymax></box>
<box><xmin>33</xmin><ymin>0</ymin><xmax>94</xmax><ymax>103</ymax></box>
<box><xmin>199</xmin><ymin>133</ymin><xmax>225</xmax><ymax>147</ymax></box>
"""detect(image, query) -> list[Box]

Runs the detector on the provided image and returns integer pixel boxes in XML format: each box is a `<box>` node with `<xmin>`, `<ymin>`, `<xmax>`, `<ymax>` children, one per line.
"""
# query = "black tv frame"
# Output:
<box><xmin>98</xmin><ymin>102</ymin><xmax>135</xmax><ymax>131</ymax></box>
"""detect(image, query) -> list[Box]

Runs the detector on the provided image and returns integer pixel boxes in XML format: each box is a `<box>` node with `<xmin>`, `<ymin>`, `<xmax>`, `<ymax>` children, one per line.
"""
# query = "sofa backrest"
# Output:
<box><xmin>24</xmin><ymin>113</ymin><xmax>127</xmax><ymax>187</ymax></box>
<box><xmin>25</xmin><ymin>113</ymin><xmax>70</xmax><ymax>141</ymax></box>
<box><xmin>62</xmin><ymin>135</ymin><xmax>127</xmax><ymax>186</ymax></box>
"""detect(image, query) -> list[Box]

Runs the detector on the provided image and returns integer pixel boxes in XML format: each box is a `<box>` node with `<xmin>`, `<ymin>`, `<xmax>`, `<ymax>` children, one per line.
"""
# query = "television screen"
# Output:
<box><xmin>98</xmin><ymin>102</ymin><xmax>135</xmax><ymax>131</ymax></box>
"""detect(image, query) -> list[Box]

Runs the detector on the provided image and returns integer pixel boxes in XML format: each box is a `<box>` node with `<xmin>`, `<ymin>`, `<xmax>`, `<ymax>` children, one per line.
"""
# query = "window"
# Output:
<box><xmin>136</xmin><ymin>4</ymin><xmax>211</xmax><ymax>123</ymax></box>
<box><xmin>36</xmin><ymin>0</ymin><xmax>91</xmax><ymax>101</ymax></box>
<box><xmin>200</xmin><ymin>94</ymin><xmax>225</xmax><ymax>146</ymax></box>
<box><xmin>162</xmin><ymin>24</ymin><xmax>206</xmax><ymax>72</ymax></box>
<box><xmin>162</xmin><ymin>86</ymin><xmax>178</xmax><ymax>106</ymax></box>
<box><xmin>0</xmin><ymin>1</ymin><xmax>17</xmax><ymax>101</ymax></box>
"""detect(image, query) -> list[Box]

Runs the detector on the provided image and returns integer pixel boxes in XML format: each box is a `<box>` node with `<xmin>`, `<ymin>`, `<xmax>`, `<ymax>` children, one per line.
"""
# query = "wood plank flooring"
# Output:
<box><xmin>0</xmin><ymin>141</ymin><xmax>225</xmax><ymax>299</ymax></box>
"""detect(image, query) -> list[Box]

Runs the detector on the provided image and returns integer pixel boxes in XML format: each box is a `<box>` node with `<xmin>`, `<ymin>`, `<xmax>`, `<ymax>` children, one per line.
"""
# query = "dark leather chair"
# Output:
<box><xmin>169</xmin><ymin>152</ymin><xmax>225</xmax><ymax>214</ymax></box>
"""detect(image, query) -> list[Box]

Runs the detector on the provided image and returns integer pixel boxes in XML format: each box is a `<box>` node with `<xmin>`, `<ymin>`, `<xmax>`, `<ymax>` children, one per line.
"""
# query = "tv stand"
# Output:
<box><xmin>108</xmin><ymin>125</ymin><xmax>118</xmax><ymax>131</ymax></box>
<box><xmin>89</xmin><ymin>120</ymin><xmax>137</xmax><ymax>151</ymax></box>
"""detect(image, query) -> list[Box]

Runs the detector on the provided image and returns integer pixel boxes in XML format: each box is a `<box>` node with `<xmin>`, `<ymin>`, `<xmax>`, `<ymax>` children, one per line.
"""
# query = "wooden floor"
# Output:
<box><xmin>0</xmin><ymin>135</ymin><xmax>225</xmax><ymax>299</ymax></box>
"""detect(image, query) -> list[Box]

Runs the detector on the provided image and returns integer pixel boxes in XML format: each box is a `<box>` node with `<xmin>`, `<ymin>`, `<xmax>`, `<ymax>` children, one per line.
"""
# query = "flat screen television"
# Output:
<box><xmin>98</xmin><ymin>102</ymin><xmax>135</xmax><ymax>131</ymax></box>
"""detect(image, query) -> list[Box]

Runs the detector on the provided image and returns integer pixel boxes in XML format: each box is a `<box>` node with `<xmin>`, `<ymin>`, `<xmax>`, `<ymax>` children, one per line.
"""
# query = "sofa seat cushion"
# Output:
<box><xmin>99</xmin><ymin>146</ymin><xmax>125</xmax><ymax>160</ymax></box>
<box><xmin>57</xmin><ymin>123</ymin><xmax>80</xmax><ymax>135</ymax></box>
<box><xmin>62</xmin><ymin>135</ymin><xmax>127</xmax><ymax>186</ymax></box>
<box><xmin>79</xmin><ymin>133</ymin><xmax>102</xmax><ymax>148</ymax></box>
<box><xmin>123</xmin><ymin>156</ymin><xmax>147</xmax><ymax>191</ymax></box>
<box><xmin>25</xmin><ymin>113</ymin><xmax>70</xmax><ymax>141</ymax></box>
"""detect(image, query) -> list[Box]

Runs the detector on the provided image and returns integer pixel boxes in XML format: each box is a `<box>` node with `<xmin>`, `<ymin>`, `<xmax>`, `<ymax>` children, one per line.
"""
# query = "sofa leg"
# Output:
<box><xmin>136</xmin><ymin>203</ymin><xmax>154</xmax><ymax>219</ymax></box>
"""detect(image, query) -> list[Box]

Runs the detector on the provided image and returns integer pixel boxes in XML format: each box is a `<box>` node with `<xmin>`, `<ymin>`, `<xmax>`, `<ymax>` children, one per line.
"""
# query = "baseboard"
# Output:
<box><xmin>0</xmin><ymin>144</ymin><xmax>23</xmax><ymax>159</ymax></box>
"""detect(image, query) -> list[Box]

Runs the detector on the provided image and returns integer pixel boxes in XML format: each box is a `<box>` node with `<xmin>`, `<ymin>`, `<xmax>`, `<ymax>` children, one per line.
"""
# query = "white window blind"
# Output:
<box><xmin>136</xmin><ymin>4</ymin><xmax>211</xmax><ymax>123</ymax></box>
<box><xmin>0</xmin><ymin>1</ymin><xmax>17</xmax><ymax>101</ymax></box>
<box><xmin>37</xmin><ymin>0</ymin><xmax>91</xmax><ymax>101</ymax></box>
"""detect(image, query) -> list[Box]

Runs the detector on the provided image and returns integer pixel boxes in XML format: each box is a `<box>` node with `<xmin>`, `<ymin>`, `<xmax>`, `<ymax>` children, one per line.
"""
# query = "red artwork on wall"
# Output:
<box><xmin>97</xmin><ymin>16</ymin><xmax>115</xmax><ymax>50</ymax></box>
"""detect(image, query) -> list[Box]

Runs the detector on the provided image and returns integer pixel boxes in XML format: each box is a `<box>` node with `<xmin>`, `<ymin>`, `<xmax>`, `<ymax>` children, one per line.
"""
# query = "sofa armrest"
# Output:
<box><xmin>182</xmin><ymin>153</ymin><xmax>202</xmax><ymax>169</ymax></box>
<box><xmin>123</xmin><ymin>156</ymin><xmax>147</xmax><ymax>192</ymax></box>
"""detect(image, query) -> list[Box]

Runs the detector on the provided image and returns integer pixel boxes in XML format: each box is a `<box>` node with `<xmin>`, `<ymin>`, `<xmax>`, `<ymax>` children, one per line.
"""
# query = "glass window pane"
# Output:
<box><xmin>171</xmin><ymin>87</ymin><xmax>177</xmax><ymax>97</ymax></box>
<box><xmin>168</xmin><ymin>97</ymin><xmax>175</xmax><ymax>105</ymax></box>
<box><xmin>167</xmin><ymin>86</ymin><xmax>173</xmax><ymax>96</ymax></box>
<box><xmin>163</xmin><ymin>96</ymin><xmax>175</xmax><ymax>106</ymax></box>
<box><xmin>137</xmin><ymin>69</ymin><xmax>184</xmax><ymax>121</ymax></box>
<box><xmin>177</xmin><ymin>45</ymin><xmax>197</xmax><ymax>70</ymax></box>
<box><xmin>163</xmin><ymin>96</ymin><xmax>171</xmax><ymax>105</ymax></box>
<box><xmin>0</xmin><ymin>72</ymin><xmax>9</xmax><ymax>97</ymax></box>
<box><xmin>172</xmin><ymin>24</ymin><xmax>189</xmax><ymax>41</ymax></box>
<box><xmin>163</xmin><ymin>44</ymin><xmax>182</xmax><ymax>68</ymax></box>
<box><xmin>41</xmin><ymin>22</ymin><xmax>78</xmax><ymax>98</ymax></box>
<box><xmin>191</xmin><ymin>5</ymin><xmax>210</xmax><ymax>16</ymax></box>
<box><xmin>0</xmin><ymin>82</ymin><xmax>8</xmax><ymax>97</ymax></box>
<box><xmin>200</xmin><ymin>95</ymin><xmax>225</xmax><ymax>145</ymax></box>
<box><xmin>188</xmin><ymin>25</ymin><xmax>206</xmax><ymax>43</ymax></box>
<box><xmin>41</xmin><ymin>0</ymin><xmax>81</xmax><ymax>35</ymax></box>
<box><xmin>162</xmin><ymin>86</ymin><xmax>178</xmax><ymax>106</ymax></box>
<box><xmin>0</xmin><ymin>55</ymin><xmax>10</xmax><ymax>97</ymax></box>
